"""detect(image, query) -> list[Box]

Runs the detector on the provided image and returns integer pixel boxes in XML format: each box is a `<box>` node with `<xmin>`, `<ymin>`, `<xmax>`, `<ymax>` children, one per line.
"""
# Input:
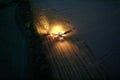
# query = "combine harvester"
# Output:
<box><xmin>48</xmin><ymin>28</ymin><xmax>75</xmax><ymax>41</ymax></box>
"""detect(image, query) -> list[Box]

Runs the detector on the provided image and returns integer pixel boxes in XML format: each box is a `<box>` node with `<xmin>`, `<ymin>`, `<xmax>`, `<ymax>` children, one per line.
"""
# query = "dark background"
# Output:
<box><xmin>0</xmin><ymin>0</ymin><xmax>120</xmax><ymax>80</ymax></box>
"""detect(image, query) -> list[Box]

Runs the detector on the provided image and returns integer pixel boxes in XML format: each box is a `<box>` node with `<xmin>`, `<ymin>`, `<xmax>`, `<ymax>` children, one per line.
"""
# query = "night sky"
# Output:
<box><xmin>0</xmin><ymin>0</ymin><xmax>120</xmax><ymax>80</ymax></box>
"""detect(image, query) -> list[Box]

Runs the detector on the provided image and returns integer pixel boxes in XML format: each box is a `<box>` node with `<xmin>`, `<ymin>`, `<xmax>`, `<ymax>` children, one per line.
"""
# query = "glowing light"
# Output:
<box><xmin>50</xmin><ymin>25</ymin><xmax>64</xmax><ymax>34</ymax></box>
<box><xmin>50</xmin><ymin>33</ymin><xmax>53</xmax><ymax>36</ymax></box>
<box><xmin>35</xmin><ymin>16</ymin><xmax>49</xmax><ymax>35</ymax></box>
<box><xmin>54</xmin><ymin>40</ymin><xmax>79</xmax><ymax>56</ymax></box>
<box><xmin>59</xmin><ymin>37</ymin><xmax>63</xmax><ymax>40</ymax></box>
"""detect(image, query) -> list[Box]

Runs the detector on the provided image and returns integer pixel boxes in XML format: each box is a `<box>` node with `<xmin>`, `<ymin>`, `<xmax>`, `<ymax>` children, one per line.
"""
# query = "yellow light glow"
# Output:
<box><xmin>50</xmin><ymin>25</ymin><xmax>64</xmax><ymax>34</ymax></box>
<box><xmin>59</xmin><ymin>37</ymin><xmax>63</xmax><ymax>40</ymax></box>
<box><xmin>35</xmin><ymin>16</ymin><xmax>49</xmax><ymax>35</ymax></box>
<box><xmin>53</xmin><ymin>40</ymin><xmax>79</xmax><ymax>56</ymax></box>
